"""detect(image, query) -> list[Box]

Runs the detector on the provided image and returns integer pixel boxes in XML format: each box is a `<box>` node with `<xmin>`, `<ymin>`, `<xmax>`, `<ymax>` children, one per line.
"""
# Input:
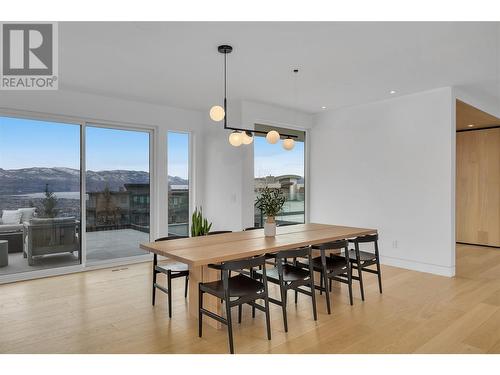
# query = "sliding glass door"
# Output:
<box><xmin>0</xmin><ymin>114</ymin><xmax>190</xmax><ymax>282</ymax></box>
<box><xmin>0</xmin><ymin>116</ymin><xmax>81</xmax><ymax>276</ymax></box>
<box><xmin>85</xmin><ymin>125</ymin><xmax>151</xmax><ymax>263</ymax></box>
<box><xmin>167</xmin><ymin>132</ymin><xmax>190</xmax><ymax>236</ymax></box>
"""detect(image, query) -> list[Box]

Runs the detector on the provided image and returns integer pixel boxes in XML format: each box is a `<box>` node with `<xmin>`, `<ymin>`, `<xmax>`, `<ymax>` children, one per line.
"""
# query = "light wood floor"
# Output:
<box><xmin>1</xmin><ymin>244</ymin><xmax>499</xmax><ymax>354</ymax></box>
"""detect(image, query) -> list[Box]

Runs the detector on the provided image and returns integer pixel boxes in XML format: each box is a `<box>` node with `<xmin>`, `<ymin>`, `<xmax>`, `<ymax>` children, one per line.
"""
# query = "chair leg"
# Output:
<box><xmin>347</xmin><ymin>266</ymin><xmax>354</xmax><ymax>306</ymax></box>
<box><xmin>323</xmin><ymin>269</ymin><xmax>331</xmax><ymax>314</ymax></box>
<box><xmin>357</xmin><ymin>264</ymin><xmax>365</xmax><ymax>301</ymax></box>
<box><xmin>225</xmin><ymin>298</ymin><xmax>235</xmax><ymax>354</ymax></box>
<box><xmin>252</xmin><ymin>303</ymin><xmax>256</xmax><ymax>318</ymax></box>
<box><xmin>319</xmin><ymin>273</ymin><xmax>323</xmax><ymax>295</ymax></box>
<box><xmin>152</xmin><ymin>255</ymin><xmax>157</xmax><ymax>306</ymax></box>
<box><xmin>329</xmin><ymin>278</ymin><xmax>332</xmax><ymax>292</ymax></box>
<box><xmin>295</xmin><ymin>290</ymin><xmax>298</xmax><ymax>304</ymax></box>
<box><xmin>310</xmin><ymin>277</ymin><xmax>318</xmax><ymax>321</ymax></box>
<box><xmin>263</xmin><ymin>295</ymin><xmax>272</xmax><ymax>340</ymax></box>
<box><xmin>238</xmin><ymin>304</ymin><xmax>242</xmax><ymax>324</ymax></box>
<box><xmin>376</xmin><ymin>260</ymin><xmax>383</xmax><ymax>294</ymax></box>
<box><xmin>198</xmin><ymin>287</ymin><xmax>203</xmax><ymax>337</ymax></box>
<box><xmin>279</xmin><ymin>284</ymin><xmax>288</xmax><ymax>332</ymax></box>
<box><xmin>167</xmin><ymin>270</ymin><xmax>172</xmax><ymax>318</ymax></box>
<box><xmin>184</xmin><ymin>275</ymin><xmax>189</xmax><ymax>298</ymax></box>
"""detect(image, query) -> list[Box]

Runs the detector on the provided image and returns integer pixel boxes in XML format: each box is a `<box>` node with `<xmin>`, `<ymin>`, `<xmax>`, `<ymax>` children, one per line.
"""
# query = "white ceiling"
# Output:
<box><xmin>59</xmin><ymin>22</ymin><xmax>500</xmax><ymax>114</ymax></box>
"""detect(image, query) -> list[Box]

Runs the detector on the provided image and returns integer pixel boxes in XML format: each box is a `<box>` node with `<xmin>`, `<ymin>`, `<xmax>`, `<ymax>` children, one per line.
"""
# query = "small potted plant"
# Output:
<box><xmin>255</xmin><ymin>187</ymin><xmax>286</xmax><ymax>237</ymax></box>
<box><xmin>191</xmin><ymin>206</ymin><xmax>212</xmax><ymax>237</ymax></box>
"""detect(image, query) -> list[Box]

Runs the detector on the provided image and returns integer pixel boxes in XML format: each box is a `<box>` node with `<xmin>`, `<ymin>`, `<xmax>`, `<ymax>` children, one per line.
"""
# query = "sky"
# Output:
<box><xmin>254</xmin><ymin>135</ymin><xmax>304</xmax><ymax>178</ymax></box>
<box><xmin>0</xmin><ymin>116</ymin><xmax>304</xmax><ymax>180</ymax></box>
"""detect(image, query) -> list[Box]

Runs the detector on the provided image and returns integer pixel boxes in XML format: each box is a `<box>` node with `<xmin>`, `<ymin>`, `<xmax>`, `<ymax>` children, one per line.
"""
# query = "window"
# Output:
<box><xmin>167</xmin><ymin>132</ymin><xmax>190</xmax><ymax>236</ymax></box>
<box><xmin>0</xmin><ymin>116</ymin><xmax>81</xmax><ymax>276</ymax></box>
<box><xmin>85</xmin><ymin>125</ymin><xmax>150</xmax><ymax>263</ymax></box>
<box><xmin>253</xmin><ymin>125</ymin><xmax>305</xmax><ymax>227</ymax></box>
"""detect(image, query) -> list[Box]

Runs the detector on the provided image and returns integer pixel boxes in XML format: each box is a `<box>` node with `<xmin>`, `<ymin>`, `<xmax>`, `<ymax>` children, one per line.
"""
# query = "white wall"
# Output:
<box><xmin>309</xmin><ymin>88</ymin><xmax>456</xmax><ymax>276</ymax></box>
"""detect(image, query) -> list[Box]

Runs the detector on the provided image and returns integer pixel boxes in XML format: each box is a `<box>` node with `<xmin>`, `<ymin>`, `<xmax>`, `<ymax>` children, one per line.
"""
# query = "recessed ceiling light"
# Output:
<box><xmin>321</xmin><ymin>106</ymin><xmax>326</xmax><ymax>110</ymax></box>
<box><xmin>390</xmin><ymin>90</ymin><xmax>396</xmax><ymax>94</ymax></box>
<box><xmin>467</xmin><ymin>124</ymin><xmax>475</xmax><ymax>127</ymax></box>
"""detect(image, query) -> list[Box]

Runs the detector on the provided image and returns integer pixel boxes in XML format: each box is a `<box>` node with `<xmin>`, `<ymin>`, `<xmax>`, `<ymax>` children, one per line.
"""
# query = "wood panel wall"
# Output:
<box><xmin>456</xmin><ymin>128</ymin><xmax>500</xmax><ymax>247</ymax></box>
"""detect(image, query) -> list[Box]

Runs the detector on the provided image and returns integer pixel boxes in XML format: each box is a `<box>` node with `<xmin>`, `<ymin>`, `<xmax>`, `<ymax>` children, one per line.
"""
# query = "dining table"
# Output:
<box><xmin>140</xmin><ymin>223</ymin><xmax>377</xmax><ymax>328</ymax></box>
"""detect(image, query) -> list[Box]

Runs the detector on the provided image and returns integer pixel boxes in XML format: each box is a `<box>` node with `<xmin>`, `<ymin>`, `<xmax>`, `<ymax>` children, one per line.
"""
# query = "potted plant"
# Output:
<box><xmin>191</xmin><ymin>206</ymin><xmax>212</xmax><ymax>237</ymax></box>
<box><xmin>255</xmin><ymin>187</ymin><xmax>286</xmax><ymax>237</ymax></box>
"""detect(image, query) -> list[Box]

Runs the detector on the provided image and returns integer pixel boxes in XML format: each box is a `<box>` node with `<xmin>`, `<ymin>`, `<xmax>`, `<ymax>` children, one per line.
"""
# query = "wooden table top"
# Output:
<box><xmin>140</xmin><ymin>223</ymin><xmax>377</xmax><ymax>267</ymax></box>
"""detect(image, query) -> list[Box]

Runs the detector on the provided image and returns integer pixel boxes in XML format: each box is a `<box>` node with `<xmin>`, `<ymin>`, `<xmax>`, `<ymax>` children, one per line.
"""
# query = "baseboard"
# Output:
<box><xmin>380</xmin><ymin>255</ymin><xmax>455</xmax><ymax>277</ymax></box>
<box><xmin>0</xmin><ymin>254</ymin><xmax>152</xmax><ymax>285</ymax></box>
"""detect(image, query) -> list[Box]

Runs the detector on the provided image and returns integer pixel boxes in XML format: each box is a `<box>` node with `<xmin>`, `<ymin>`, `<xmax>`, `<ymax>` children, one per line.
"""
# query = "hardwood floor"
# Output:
<box><xmin>1</xmin><ymin>244</ymin><xmax>499</xmax><ymax>353</ymax></box>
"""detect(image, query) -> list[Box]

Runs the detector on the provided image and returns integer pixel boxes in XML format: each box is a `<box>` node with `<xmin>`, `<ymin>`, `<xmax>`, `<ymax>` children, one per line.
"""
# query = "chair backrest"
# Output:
<box><xmin>244</xmin><ymin>227</ymin><xmax>260</xmax><ymax>231</ymax></box>
<box><xmin>207</xmin><ymin>231</ymin><xmax>232</xmax><ymax>235</ymax></box>
<box><xmin>350</xmin><ymin>234</ymin><xmax>379</xmax><ymax>258</ymax></box>
<box><xmin>220</xmin><ymin>254</ymin><xmax>267</xmax><ymax>271</ymax></box>
<box><xmin>155</xmin><ymin>235</ymin><xmax>188</xmax><ymax>242</ymax></box>
<box><xmin>314</xmin><ymin>239</ymin><xmax>350</xmax><ymax>265</ymax></box>
<box><xmin>315</xmin><ymin>239</ymin><xmax>348</xmax><ymax>251</ymax></box>
<box><xmin>351</xmin><ymin>234</ymin><xmax>378</xmax><ymax>243</ymax></box>
<box><xmin>274</xmin><ymin>246</ymin><xmax>311</xmax><ymax>260</ymax></box>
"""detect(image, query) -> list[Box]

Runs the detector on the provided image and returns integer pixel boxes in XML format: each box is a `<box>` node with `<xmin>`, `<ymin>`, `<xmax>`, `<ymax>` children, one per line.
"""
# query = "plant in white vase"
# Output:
<box><xmin>255</xmin><ymin>187</ymin><xmax>286</xmax><ymax>237</ymax></box>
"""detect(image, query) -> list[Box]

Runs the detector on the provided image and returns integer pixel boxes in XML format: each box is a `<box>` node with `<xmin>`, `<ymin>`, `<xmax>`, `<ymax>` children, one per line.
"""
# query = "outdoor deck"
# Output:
<box><xmin>0</xmin><ymin>229</ymin><xmax>149</xmax><ymax>277</ymax></box>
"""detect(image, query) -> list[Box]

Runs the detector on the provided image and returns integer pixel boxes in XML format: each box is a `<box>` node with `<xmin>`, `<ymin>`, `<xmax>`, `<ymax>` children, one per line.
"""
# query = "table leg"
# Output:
<box><xmin>188</xmin><ymin>264</ymin><xmax>223</xmax><ymax>329</ymax></box>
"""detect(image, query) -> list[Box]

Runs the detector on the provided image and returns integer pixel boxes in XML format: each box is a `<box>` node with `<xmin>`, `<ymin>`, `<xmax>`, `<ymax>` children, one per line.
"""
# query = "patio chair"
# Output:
<box><xmin>24</xmin><ymin>217</ymin><xmax>80</xmax><ymax>266</ymax></box>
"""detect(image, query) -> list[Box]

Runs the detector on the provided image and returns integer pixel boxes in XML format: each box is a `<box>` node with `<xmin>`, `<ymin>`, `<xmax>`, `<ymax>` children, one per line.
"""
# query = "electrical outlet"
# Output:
<box><xmin>392</xmin><ymin>240</ymin><xmax>398</xmax><ymax>249</ymax></box>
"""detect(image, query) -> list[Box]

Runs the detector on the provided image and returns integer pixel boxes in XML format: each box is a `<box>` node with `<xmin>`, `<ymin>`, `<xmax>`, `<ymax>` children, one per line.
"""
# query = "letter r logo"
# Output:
<box><xmin>2</xmin><ymin>23</ymin><xmax>53</xmax><ymax>75</ymax></box>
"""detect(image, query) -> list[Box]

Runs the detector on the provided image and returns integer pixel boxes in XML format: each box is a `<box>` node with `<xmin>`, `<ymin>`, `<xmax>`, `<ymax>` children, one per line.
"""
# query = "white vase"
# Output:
<box><xmin>264</xmin><ymin>218</ymin><xmax>276</xmax><ymax>237</ymax></box>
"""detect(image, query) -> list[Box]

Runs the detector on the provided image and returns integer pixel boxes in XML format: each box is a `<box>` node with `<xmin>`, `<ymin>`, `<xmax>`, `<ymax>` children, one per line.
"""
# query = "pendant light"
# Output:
<box><xmin>281</xmin><ymin>69</ymin><xmax>300</xmax><ymax>151</ymax></box>
<box><xmin>241</xmin><ymin>131</ymin><xmax>254</xmax><ymax>145</ymax></box>
<box><xmin>283</xmin><ymin>137</ymin><xmax>295</xmax><ymax>150</ymax></box>
<box><xmin>266</xmin><ymin>130</ymin><xmax>280</xmax><ymax>144</ymax></box>
<box><xmin>228</xmin><ymin>131</ymin><xmax>242</xmax><ymax>147</ymax></box>
<box><xmin>209</xmin><ymin>44</ymin><xmax>298</xmax><ymax>149</ymax></box>
<box><xmin>209</xmin><ymin>105</ymin><xmax>225</xmax><ymax>122</ymax></box>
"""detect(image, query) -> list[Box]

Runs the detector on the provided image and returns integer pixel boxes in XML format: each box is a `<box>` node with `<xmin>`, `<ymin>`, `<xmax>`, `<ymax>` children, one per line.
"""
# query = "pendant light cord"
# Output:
<box><xmin>224</xmin><ymin>51</ymin><xmax>228</xmax><ymax>127</ymax></box>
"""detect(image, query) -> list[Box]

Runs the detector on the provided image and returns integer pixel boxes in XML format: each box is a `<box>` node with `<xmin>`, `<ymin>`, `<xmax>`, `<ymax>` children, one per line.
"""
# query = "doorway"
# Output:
<box><xmin>455</xmin><ymin>100</ymin><xmax>500</xmax><ymax>274</ymax></box>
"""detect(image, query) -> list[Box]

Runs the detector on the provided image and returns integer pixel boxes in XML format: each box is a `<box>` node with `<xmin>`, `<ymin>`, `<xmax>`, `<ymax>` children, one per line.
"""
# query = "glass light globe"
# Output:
<box><xmin>266</xmin><ymin>130</ymin><xmax>280</xmax><ymax>144</ymax></box>
<box><xmin>228</xmin><ymin>131</ymin><xmax>242</xmax><ymax>147</ymax></box>
<box><xmin>282</xmin><ymin>138</ymin><xmax>295</xmax><ymax>150</ymax></box>
<box><xmin>209</xmin><ymin>105</ymin><xmax>225</xmax><ymax>122</ymax></box>
<box><xmin>241</xmin><ymin>131</ymin><xmax>254</xmax><ymax>145</ymax></box>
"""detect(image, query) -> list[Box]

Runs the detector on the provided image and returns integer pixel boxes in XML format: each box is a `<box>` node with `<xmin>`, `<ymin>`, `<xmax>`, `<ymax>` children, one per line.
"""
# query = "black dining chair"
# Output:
<box><xmin>199</xmin><ymin>255</ymin><xmax>271</xmax><ymax>354</ymax></box>
<box><xmin>296</xmin><ymin>240</ymin><xmax>353</xmax><ymax>314</ymax></box>
<box><xmin>152</xmin><ymin>235</ymin><xmax>189</xmax><ymax>318</ymax></box>
<box><xmin>244</xmin><ymin>227</ymin><xmax>260</xmax><ymax>231</ymax></box>
<box><xmin>254</xmin><ymin>247</ymin><xmax>317</xmax><ymax>332</ymax></box>
<box><xmin>348</xmin><ymin>234</ymin><xmax>382</xmax><ymax>300</ymax></box>
<box><xmin>207</xmin><ymin>230</ymin><xmax>233</xmax><ymax>235</ymax></box>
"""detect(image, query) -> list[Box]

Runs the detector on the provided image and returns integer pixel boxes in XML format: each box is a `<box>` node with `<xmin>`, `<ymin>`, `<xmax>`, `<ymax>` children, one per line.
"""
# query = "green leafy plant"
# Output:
<box><xmin>41</xmin><ymin>183</ymin><xmax>59</xmax><ymax>218</ymax></box>
<box><xmin>255</xmin><ymin>187</ymin><xmax>286</xmax><ymax>220</ymax></box>
<box><xmin>191</xmin><ymin>206</ymin><xmax>212</xmax><ymax>237</ymax></box>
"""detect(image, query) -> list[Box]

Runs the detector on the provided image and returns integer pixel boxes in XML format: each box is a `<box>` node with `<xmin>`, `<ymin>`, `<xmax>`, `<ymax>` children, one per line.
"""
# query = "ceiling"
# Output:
<box><xmin>59</xmin><ymin>22</ymin><xmax>500</xmax><ymax>114</ymax></box>
<box><xmin>456</xmin><ymin>100</ymin><xmax>500</xmax><ymax>131</ymax></box>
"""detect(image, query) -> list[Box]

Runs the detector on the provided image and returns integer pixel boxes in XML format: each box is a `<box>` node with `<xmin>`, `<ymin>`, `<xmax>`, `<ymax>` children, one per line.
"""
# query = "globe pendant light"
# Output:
<box><xmin>241</xmin><ymin>131</ymin><xmax>254</xmax><ymax>145</ymax></box>
<box><xmin>266</xmin><ymin>130</ymin><xmax>280</xmax><ymax>144</ymax></box>
<box><xmin>283</xmin><ymin>137</ymin><xmax>295</xmax><ymax>150</ymax></box>
<box><xmin>228</xmin><ymin>131</ymin><xmax>242</xmax><ymax>147</ymax></box>
<box><xmin>209</xmin><ymin>105</ymin><xmax>225</xmax><ymax>121</ymax></box>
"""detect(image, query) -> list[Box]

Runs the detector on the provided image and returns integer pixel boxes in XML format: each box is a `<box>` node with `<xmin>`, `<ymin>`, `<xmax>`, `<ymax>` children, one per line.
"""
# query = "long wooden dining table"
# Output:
<box><xmin>140</xmin><ymin>223</ymin><xmax>377</xmax><ymax>327</ymax></box>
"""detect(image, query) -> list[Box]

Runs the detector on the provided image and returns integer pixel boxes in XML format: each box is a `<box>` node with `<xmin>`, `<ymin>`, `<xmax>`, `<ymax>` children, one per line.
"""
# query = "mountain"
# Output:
<box><xmin>0</xmin><ymin>167</ymin><xmax>188</xmax><ymax>194</ymax></box>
